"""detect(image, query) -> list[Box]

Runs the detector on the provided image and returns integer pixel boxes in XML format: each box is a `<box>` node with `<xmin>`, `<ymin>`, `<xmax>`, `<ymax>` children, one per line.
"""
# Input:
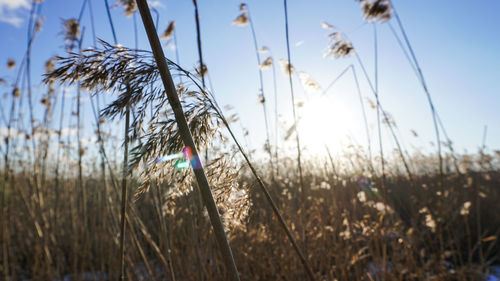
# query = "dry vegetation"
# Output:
<box><xmin>1</xmin><ymin>150</ymin><xmax>500</xmax><ymax>280</ymax></box>
<box><xmin>0</xmin><ymin>0</ymin><xmax>499</xmax><ymax>280</ymax></box>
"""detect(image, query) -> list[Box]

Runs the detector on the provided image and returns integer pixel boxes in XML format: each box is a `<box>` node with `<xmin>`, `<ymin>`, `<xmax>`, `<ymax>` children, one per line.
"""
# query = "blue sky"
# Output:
<box><xmin>0</xmin><ymin>0</ymin><xmax>499</xmax><ymax>160</ymax></box>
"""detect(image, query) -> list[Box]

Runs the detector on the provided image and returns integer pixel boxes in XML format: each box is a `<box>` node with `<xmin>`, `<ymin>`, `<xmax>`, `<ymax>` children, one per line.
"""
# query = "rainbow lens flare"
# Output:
<box><xmin>154</xmin><ymin>146</ymin><xmax>201</xmax><ymax>170</ymax></box>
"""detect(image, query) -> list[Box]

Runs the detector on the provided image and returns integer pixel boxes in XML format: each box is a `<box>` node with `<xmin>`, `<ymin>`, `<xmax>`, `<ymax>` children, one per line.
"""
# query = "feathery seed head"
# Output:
<box><xmin>161</xmin><ymin>21</ymin><xmax>175</xmax><ymax>39</ymax></box>
<box><xmin>232</xmin><ymin>12</ymin><xmax>249</xmax><ymax>26</ymax></box>
<box><xmin>12</xmin><ymin>87</ymin><xmax>20</xmax><ymax>98</ymax></box>
<box><xmin>7</xmin><ymin>58</ymin><xmax>15</xmax><ymax>69</ymax></box>
<box><xmin>257</xmin><ymin>46</ymin><xmax>269</xmax><ymax>53</ymax></box>
<box><xmin>62</xmin><ymin>18</ymin><xmax>80</xmax><ymax>49</ymax></box>
<box><xmin>357</xmin><ymin>0</ymin><xmax>393</xmax><ymax>22</ymax></box>
<box><xmin>279</xmin><ymin>59</ymin><xmax>295</xmax><ymax>76</ymax></box>
<box><xmin>259</xmin><ymin>57</ymin><xmax>273</xmax><ymax>70</ymax></box>
<box><xmin>321</xmin><ymin>21</ymin><xmax>334</xmax><ymax>30</ymax></box>
<box><xmin>116</xmin><ymin>0</ymin><xmax>137</xmax><ymax>16</ymax></box>
<box><xmin>45</xmin><ymin>58</ymin><xmax>55</xmax><ymax>73</ymax></box>
<box><xmin>299</xmin><ymin>72</ymin><xmax>321</xmax><ymax>93</ymax></box>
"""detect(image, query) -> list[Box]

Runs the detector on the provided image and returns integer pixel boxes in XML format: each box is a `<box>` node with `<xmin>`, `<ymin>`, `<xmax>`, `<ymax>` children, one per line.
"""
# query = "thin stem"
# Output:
<box><xmin>87</xmin><ymin>0</ymin><xmax>97</xmax><ymax>46</ymax></box>
<box><xmin>246</xmin><ymin>5</ymin><xmax>274</xmax><ymax>179</ymax></box>
<box><xmin>119</xmin><ymin>104</ymin><xmax>130</xmax><ymax>280</ymax></box>
<box><xmin>321</xmin><ymin>65</ymin><xmax>351</xmax><ymax>96</ymax></box>
<box><xmin>192</xmin><ymin>0</ymin><xmax>209</xmax><ymax>164</ymax></box>
<box><xmin>77</xmin><ymin>0</ymin><xmax>88</xmax><ymax>23</ymax></box>
<box><xmin>76</xmin><ymin>27</ymin><xmax>87</xmax><ymax>275</ymax></box>
<box><xmin>173</xmin><ymin>28</ymin><xmax>183</xmax><ymax>84</ymax></box>
<box><xmin>86</xmin><ymin>5</ymin><xmax>112</xmax><ymax>274</ymax></box>
<box><xmin>481</xmin><ymin>125</ymin><xmax>487</xmax><ymax>150</ymax></box>
<box><xmin>104</xmin><ymin>0</ymin><xmax>118</xmax><ymax>44</ymax></box>
<box><xmin>133</xmin><ymin>12</ymin><xmax>139</xmax><ymax>49</ymax></box>
<box><xmin>353</xmin><ymin>48</ymin><xmax>413</xmax><ymax>181</ymax></box>
<box><xmin>26</xmin><ymin>0</ymin><xmax>40</xmax><ymax>186</ymax></box>
<box><xmin>387</xmin><ymin>22</ymin><xmax>418</xmax><ymax>76</ymax></box>
<box><xmin>192</xmin><ymin>0</ymin><xmax>206</xmax><ymax>89</ymax></box>
<box><xmin>150</xmin><ymin>7</ymin><xmax>159</xmax><ymax>30</ymax></box>
<box><xmin>388</xmin><ymin>21</ymin><xmax>461</xmax><ymax>174</ymax></box>
<box><xmin>283</xmin><ymin>0</ymin><xmax>305</xmax><ymax>198</ymax></box>
<box><xmin>390</xmin><ymin>3</ymin><xmax>442</xmax><ymax>185</ymax></box>
<box><xmin>271</xmin><ymin>51</ymin><xmax>279</xmax><ymax>174</ymax></box>
<box><xmin>373</xmin><ymin>24</ymin><xmax>386</xmax><ymax>186</ymax></box>
<box><xmin>325</xmin><ymin>145</ymin><xmax>339</xmax><ymax>181</ymax></box>
<box><xmin>54</xmin><ymin>87</ymin><xmax>66</xmax><ymax>224</ymax></box>
<box><xmin>351</xmin><ymin>66</ymin><xmax>373</xmax><ymax>170</ymax></box>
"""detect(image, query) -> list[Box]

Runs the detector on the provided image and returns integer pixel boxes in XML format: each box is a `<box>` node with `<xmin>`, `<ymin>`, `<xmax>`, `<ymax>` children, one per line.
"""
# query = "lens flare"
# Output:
<box><xmin>154</xmin><ymin>146</ymin><xmax>201</xmax><ymax>170</ymax></box>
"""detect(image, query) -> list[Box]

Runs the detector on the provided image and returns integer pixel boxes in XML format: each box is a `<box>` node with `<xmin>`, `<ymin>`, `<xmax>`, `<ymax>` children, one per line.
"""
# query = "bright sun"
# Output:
<box><xmin>296</xmin><ymin>95</ymin><xmax>354</xmax><ymax>155</ymax></box>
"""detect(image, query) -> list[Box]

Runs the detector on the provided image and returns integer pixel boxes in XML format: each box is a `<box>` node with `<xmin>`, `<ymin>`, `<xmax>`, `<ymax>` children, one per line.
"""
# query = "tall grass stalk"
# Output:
<box><xmin>135</xmin><ymin>1</ymin><xmax>241</xmax><ymax>280</ymax></box>
<box><xmin>283</xmin><ymin>0</ymin><xmax>305</xmax><ymax>199</ymax></box>
<box><xmin>373</xmin><ymin>24</ymin><xmax>386</xmax><ymax>186</ymax></box>
<box><xmin>25</xmin><ymin>2</ymin><xmax>54</xmax><ymax>276</ymax></box>
<box><xmin>353</xmin><ymin>49</ymin><xmax>413</xmax><ymax>181</ymax></box>
<box><xmin>104</xmin><ymin>0</ymin><xmax>118</xmax><ymax>43</ymax></box>
<box><xmin>389</xmin><ymin>3</ymin><xmax>443</xmax><ymax>185</ymax></box>
<box><xmin>85</xmin><ymin>1</ymin><xmax>110</xmax><ymax>273</ymax></box>
<box><xmin>270</xmin><ymin>49</ymin><xmax>280</xmax><ymax>175</ymax></box>
<box><xmin>243</xmin><ymin>4</ymin><xmax>275</xmax><ymax>179</ymax></box>
<box><xmin>192</xmin><ymin>0</ymin><xmax>210</xmax><ymax>167</ymax></box>
<box><xmin>173</xmin><ymin>28</ymin><xmax>183</xmax><ymax>84</ymax></box>
<box><xmin>26</xmin><ymin>0</ymin><xmax>43</xmax><ymax>195</ymax></box>
<box><xmin>192</xmin><ymin>0</ymin><xmax>206</xmax><ymax>89</ymax></box>
<box><xmin>76</xmin><ymin>64</ymin><xmax>86</xmax><ymax>226</ymax></box>
<box><xmin>352</xmin><ymin>65</ymin><xmax>373</xmax><ymax>170</ymax></box>
<box><xmin>188</xmin><ymin>3</ymin><xmax>215</xmax><ymax>272</ymax></box>
<box><xmin>75</xmin><ymin>29</ymin><xmax>90</xmax><ymax>277</ymax></box>
<box><xmin>387</xmin><ymin>22</ymin><xmax>461</xmax><ymax>175</ymax></box>
<box><xmin>54</xmin><ymin>86</ymin><xmax>66</xmax><ymax>223</ymax></box>
<box><xmin>152</xmin><ymin>182</ymin><xmax>177</xmax><ymax>281</ymax></box>
<box><xmin>119</xmin><ymin>104</ymin><xmax>131</xmax><ymax>280</ymax></box>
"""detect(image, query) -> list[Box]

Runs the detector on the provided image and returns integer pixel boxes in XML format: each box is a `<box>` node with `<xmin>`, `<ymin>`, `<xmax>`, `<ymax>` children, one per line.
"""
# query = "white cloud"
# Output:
<box><xmin>148</xmin><ymin>0</ymin><xmax>165</xmax><ymax>9</ymax></box>
<box><xmin>0</xmin><ymin>0</ymin><xmax>30</xmax><ymax>27</ymax></box>
<box><xmin>0</xmin><ymin>0</ymin><xmax>29</xmax><ymax>10</ymax></box>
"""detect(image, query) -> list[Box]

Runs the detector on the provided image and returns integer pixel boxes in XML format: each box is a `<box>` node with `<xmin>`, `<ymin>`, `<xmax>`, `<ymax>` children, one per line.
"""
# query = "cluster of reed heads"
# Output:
<box><xmin>0</xmin><ymin>0</ymin><xmax>498</xmax><ymax>280</ymax></box>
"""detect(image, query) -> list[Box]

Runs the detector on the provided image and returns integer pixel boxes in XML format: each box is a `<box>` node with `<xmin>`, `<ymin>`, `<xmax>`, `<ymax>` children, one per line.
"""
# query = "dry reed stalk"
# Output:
<box><xmin>152</xmin><ymin>181</ymin><xmax>178</xmax><ymax>281</ymax></box>
<box><xmin>191</xmin><ymin>0</ymin><xmax>210</xmax><ymax>167</ymax></box>
<box><xmin>352</xmin><ymin>50</ymin><xmax>413</xmax><ymax>182</ymax></box>
<box><xmin>0</xmin><ymin>74</ymin><xmax>19</xmax><ymax>281</ymax></box>
<box><xmin>24</xmin><ymin>2</ymin><xmax>54</xmax><ymax>277</ymax></box>
<box><xmin>127</xmin><ymin>219</ymin><xmax>155</xmax><ymax>279</ymax></box>
<box><xmin>372</xmin><ymin>24</ymin><xmax>386</xmax><ymax>188</ymax></box>
<box><xmin>282</xmin><ymin>0</ymin><xmax>306</xmax><ymax>200</ymax></box>
<box><xmin>192</xmin><ymin>0</ymin><xmax>206</xmax><ymax>89</ymax></box>
<box><xmin>282</xmin><ymin>2</ymin><xmax>312</xmax><ymax>273</ymax></box>
<box><xmin>232</xmin><ymin>3</ymin><xmax>275</xmax><ymax>179</ymax></box>
<box><xmin>135</xmin><ymin>1</ymin><xmax>241</xmax><ymax>280</ymax></box>
<box><xmin>119</xmin><ymin>103</ymin><xmax>131</xmax><ymax>280</ymax></box>
<box><xmin>268</xmin><ymin>50</ymin><xmax>280</xmax><ymax>175</ymax></box>
<box><xmin>388</xmin><ymin>2</ymin><xmax>444</xmax><ymax>188</ymax></box>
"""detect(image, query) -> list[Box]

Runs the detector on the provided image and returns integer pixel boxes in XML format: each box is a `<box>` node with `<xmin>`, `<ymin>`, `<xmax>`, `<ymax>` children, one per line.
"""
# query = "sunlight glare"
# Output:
<box><xmin>297</xmin><ymin>95</ymin><xmax>354</xmax><ymax>155</ymax></box>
